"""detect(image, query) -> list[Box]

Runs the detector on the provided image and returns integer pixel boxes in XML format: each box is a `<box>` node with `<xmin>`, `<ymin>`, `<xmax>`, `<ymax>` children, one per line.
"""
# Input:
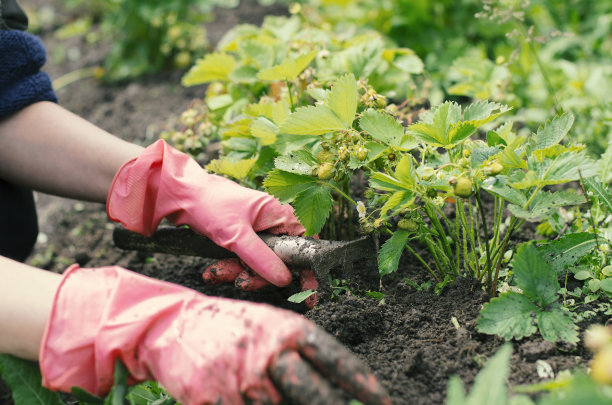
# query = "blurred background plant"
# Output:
<box><xmin>298</xmin><ymin>0</ymin><xmax>612</xmax><ymax>154</ymax></box>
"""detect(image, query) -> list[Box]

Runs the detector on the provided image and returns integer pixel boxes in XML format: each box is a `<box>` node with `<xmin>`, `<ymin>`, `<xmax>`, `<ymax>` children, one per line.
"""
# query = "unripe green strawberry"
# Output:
<box><xmin>374</xmin><ymin>96</ymin><xmax>387</xmax><ymax>109</ymax></box>
<box><xmin>463</xmin><ymin>149</ymin><xmax>471</xmax><ymax>158</ymax></box>
<box><xmin>317</xmin><ymin>150</ymin><xmax>334</xmax><ymax>163</ymax></box>
<box><xmin>397</xmin><ymin>218</ymin><xmax>419</xmax><ymax>232</ymax></box>
<box><xmin>458</xmin><ymin>158</ymin><xmax>470</xmax><ymax>168</ymax></box>
<box><xmin>421</xmin><ymin>167</ymin><xmax>435</xmax><ymax>181</ymax></box>
<box><xmin>485</xmin><ymin>161</ymin><xmax>503</xmax><ymax>176</ymax></box>
<box><xmin>387</xmin><ymin>152</ymin><xmax>396</xmax><ymax>162</ymax></box>
<box><xmin>318</xmin><ymin>163</ymin><xmax>334</xmax><ymax>180</ymax></box>
<box><xmin>338</xmin><ymin>146</ymin><xmax>350</xmax><ymax>161</ymax></box>
<box><xmin>320</xmin><ymin>141</ymin><xmax>330</xmax><ymax>150</ymax></box>
<box><xmin>450</xmin><ymin>176</ymin><xmax>473</xmax><ymax>198</ymax></box>
<box><xmin>356</xmin><ymin>145</ymin><xmax>368</xmax><ymax>161</ymax></box>
<box><xmin>364</xmin><ymin>189</ymin><xmax>375</xmax><ymax>199</ymax></box>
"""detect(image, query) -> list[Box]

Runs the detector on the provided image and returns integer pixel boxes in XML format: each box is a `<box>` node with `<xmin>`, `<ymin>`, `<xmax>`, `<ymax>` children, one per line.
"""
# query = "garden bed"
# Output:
<box><xmin>1</xmin><ymin>1</ymin><xmax>605</xmax><ymax>404</ymax></box>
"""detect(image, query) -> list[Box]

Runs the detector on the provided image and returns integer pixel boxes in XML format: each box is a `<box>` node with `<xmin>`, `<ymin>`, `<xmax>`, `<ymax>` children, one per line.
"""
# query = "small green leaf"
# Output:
<box><xmin>327</xmin><ymin>73</ymin><xmax>358</xmax><ymax>126</ymax></box>
<box><xmin>379</xmin><ymin>191</ymin><xmax>414</xmax><ymax>217</ymax></box>
<box><xmin>589</xmin><ymin>278</ymin><xmax>601</xmax><ymax>292</ymax></box>
<box><xmin>72</xmin><ymin>386</ymin><xmax>104</xmax><ymax>404</ymax></box>
<box><xmin>486</xmin><ymin>130</ymin><xmax>507</xmax><ymax>147</ymax></box>
<box><xmin>508</xmin><ymin>190</ymin><xmax>586</xmax><ymax>221</ymax></box>
<box><xmin>0</xmin><ymin>354</ymin><xmax>64</xmax><ymax>405</ymax></box>
<box><xmin>529</xmin><ymin>113</ymin><xmax>574</xmax><ymax>153</ymax></box>
<box><xmin>288</xmin><ymin>289</ymin><xmax>317</xmax><ymax>303</ymax></box>
<box><xmin>574</xmin><ymin>270</ymin><xmax>592</xmax><ymax>280</ymax></box>
<box><xmin>206</xmin><ymin>158</ymin><xmax>256</xmax><ymax>181</ymax></box>
<box><xmin>536</xmin><ymin>233</ymin><xmax>598</xmax><ymax>273</ymax></box>
<box><xmin>182</xmin><ymin>53</ymin><xmax>236</xmax><ymax>86</ymax></box>
<box><xmin>395</xmin><ymin>155</ymin><xmax>416</xmax><ymax>187</ymax></box>
<box><xmin>497</xmin><ymin>148</ymin><xmax>527</xmax><ymax>170</ymax></box>
<box><xmin>446</xmin><ymin>376</ymin><xmax>467</xmax><ymax>405</ymax></box>
<box><xmin>392</xmin><ymin>53</ymin><xmax>424</xmax><ymax>74</ymax></box>
<box><xmin>600</xmin><ymin>278</ymin><xmax>612</xmax><ymax>293</ymax></box>
<box><xmin>263</xmin><ymin>170</ymin><xmax>317</xmax><ymax>203</ymax></box>
<box><xmin>359</xmin><ymin>109</ymin><xmax>405</xmax><ymax>147</ymax></box>
<box><xmin>536</xmin><ymin>307</ymin><xmax>578</xmax><ymax>344</ymax></box>
<box><xmin>369</xmin><ymin>172</ymin><xmax>410</xmax><ymax>192</ymax></box>
<box><xmin>465</xmin><ymin>344</ymin><xmax>512</xmax><ymax>405</ymax></box>
<box><xmin>378</xmin><ymin>230</ymin><xmax>411</xmax><ymax>276</ymax></box>
<box><xmin>448</xmin><ymin>121</ymin><xmax>477</xmax><ymax>144</ymax></box>
<box><xmin>106</xmin><ymin>359</ymin><xmax>129</xmax><ymax>405</ymax></box>
<box><xmin>293</xmin><ymin>186</ymin><xmax>333</xmax><ymax>236</ymax></box>
<box><xmin>477</xmin><ymin>292</ymin><xmax>539</xmax><ymax>340</ymax></box>
<box><xmin>512</xmin><ymin>244</ymin><xmax>559</xmax><ymax>307</ymax></box>
<box><xmin>273</xmin><ymin>151</ymin><xmax>316</xmax><ymax>175</ymax></box>
<box><xmin>279</xmin><ymin>105</ymin><xmax>348</xmax><ymax>136</ymax></box>
<box><xmin>584</xmin><ymin>177</ymin><xmax>612</xmax><ymax>214</ymax></box>
<box><xmin>250</xmin><ymin>117</ymin><xmax>278</xmax><ymax>146</ymax></box>
<box><xmin>600</xmin><ymin>142</ymin><xmax>612</xmax><ymax>183</ymax></box>
<box><xmin>256</xmin><ymin>50</ymin><xmax>318</xmax><ymax>81</ymax></box>
<box><xmin>481</xmin><ymin>177</ymin><xmax>527</xmax><ymax>206</ymax></box>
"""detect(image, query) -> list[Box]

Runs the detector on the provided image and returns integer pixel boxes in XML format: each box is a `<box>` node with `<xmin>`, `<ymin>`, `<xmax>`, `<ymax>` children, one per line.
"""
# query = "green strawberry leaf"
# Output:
<box><xmin>359</xmin><ymin>109</ymin><xmax>406</xmax><ymax>147</ymax></box>
<box><xmin>512</xmin><ymin>243</ymin><xmax>559</xmax><ymax>307</ymax></box>
<box><xmin>536</xmin><ymin>233</ymin><xmax>599</xmax><ymax>273</ymax></box>
<box><xmin>327</xmin><ymin>73</ymin><xmax>358</xmax><ymax>126</ymax></box>
<box><xmin>369</xmin><ymin>172</ymin><xmax>410</xmax><ymax>192</ymax></box>
<box><xmin>249</xmin><ymin>117</ymin><xmax>278</xmax><ymax>146</ymax></box>
<box><xmin>288</xmin><ymin>289</ymin><xmax>317</xmax><ymax>303</ymax></box>
<box><xmin>508</xmin><ymin>190</ymin><xmax>586</xmax><ymax>221</ymax></box>
<box><xmin>528</xmin><ymin>113</ymin><xmax>574</xmax><ymax>153</ymax></box>
<box><xmin>263</xmin><ymin>169</ymin><xmax>317</xmax><ymax>203</ymax></box>
<box><xmin>205</xmin><ymin>158</ymin><xmax>256</xmax><ymax>181</ymax></box>
<box><xmin>256</xmin><ymin>50</ymin><xmax>318</xmax><ymax>81</ymax></box>
<box><xmin>464</xmin><ymin>344</ymin><xmax>512</xmax><ymax>405</ymax></box>
<box><xmin>293</xmin><ymin>185</ymin><xmax>333</xmax><ymax>236</ymax></box>
<box><xmin>378</xmin><ymin>230</ymin><xmax>411</xmax><ymax>276</ymax></box>
<box><xmin>182</xmin><ymin>53</ymin><xmax>236</xmax><ymax>86</ymax></box>
<box><xmin>0</xmin><ymin>354</ymin><xmax>64</xmax><ymax>405</ymax></box>
<box><xmin>584</xmin><ymin>177</ymin><xmax>612</xmax><ymax>214</ymax></box>
<box><xmin>536</xmin><ymin>307</ymin><xmax>578</xmax><ymax>344</ymax></box>
<box><xmin>279</xmin><ymin>105</ymin><xmax>348</xmax><ymax>136</ymax></box>
<box><xmin>477</xmin><ymin>292</ymin><xmax>539</xmax><ymax>340</ymax></box>
<box><xmin>481</xmin><ymin>177</ymin><xmax>527</xmax><ymax>206</ymax></box>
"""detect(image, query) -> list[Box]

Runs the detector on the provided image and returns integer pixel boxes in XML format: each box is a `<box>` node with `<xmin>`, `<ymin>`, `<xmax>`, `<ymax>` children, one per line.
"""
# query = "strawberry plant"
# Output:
<box><xmin>477</xmin><ymin>243</ymin><xmax>578</xmax><ymax>343</ymax></box>
<box><xmin>372</xmin><ymin>109</ymin><xmax>598</xmax><ymax>294</ymax></box>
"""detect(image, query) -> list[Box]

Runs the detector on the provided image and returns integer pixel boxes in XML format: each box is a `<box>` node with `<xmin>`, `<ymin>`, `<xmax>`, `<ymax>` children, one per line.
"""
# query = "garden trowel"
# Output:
<box><xmin>113</xmin><ymin>226</ymin><xmax>375</xmax><ymax>280</ymax></box>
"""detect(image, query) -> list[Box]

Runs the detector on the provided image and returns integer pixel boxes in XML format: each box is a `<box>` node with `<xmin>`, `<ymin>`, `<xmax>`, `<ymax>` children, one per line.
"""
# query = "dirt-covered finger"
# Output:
<box><xmin>235</xmin><ymin>269</ymin><xmax>270</xmax><ymax>291</ymax></box>
<box><xmin>298</xmin><ymin>327</ymin><xmax>392</xmax><ymax>405</ymax></box>
<box><xmin>269</xmin><ymin>351</ymin><xmax>344</xmax><ymax>405</ymax></box>
<box><xmin>201</xmin><ymin>258</ymin><xmax>243</xmax><ymax>284</ymax></box>
<box><xmin>299</xmin><ymin>269</ymin><xmax>319</xmax><ymax>309</ymax></box>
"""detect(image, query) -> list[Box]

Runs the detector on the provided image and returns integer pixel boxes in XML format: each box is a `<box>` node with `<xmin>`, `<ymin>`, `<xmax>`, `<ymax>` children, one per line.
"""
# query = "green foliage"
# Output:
<box><xmin>0</xmin><ymin>354</ymin><xmax>63</xmax><ymax>405</ymax></box>
<box><xmin>478</xmin><ymin>244</ymin><xmax>578</xmax><ymax>343</ymax></box>
<box><xmin>447</xmin><ymin>344</ymin><xmax>513</xmax><ymax>405</ymax></box>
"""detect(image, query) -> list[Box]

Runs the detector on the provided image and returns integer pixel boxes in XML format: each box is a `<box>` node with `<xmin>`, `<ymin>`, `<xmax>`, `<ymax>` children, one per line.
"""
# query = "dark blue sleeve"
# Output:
<box><xmin>0</xmin><ymin>30</ymin><xmax>58</xmax><ymax>120</ymax></box>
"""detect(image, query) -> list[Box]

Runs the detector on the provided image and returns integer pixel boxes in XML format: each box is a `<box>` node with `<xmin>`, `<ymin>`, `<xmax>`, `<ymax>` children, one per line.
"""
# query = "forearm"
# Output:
<box><xmin>0</xmin><ymin>101</ymin><xmax>143</xmax><ymax>202</ymax></box>
<box><xmin>0</xmin><ymin>256</ymin><xmax>60</xmax><ymax>360</ymax></box>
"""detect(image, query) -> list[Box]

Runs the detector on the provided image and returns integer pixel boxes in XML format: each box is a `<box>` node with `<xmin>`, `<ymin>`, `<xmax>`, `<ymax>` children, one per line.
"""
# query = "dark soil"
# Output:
<box><xmin>1</xmin><ymin>1</ymin><xmax>605</xmax><ymax>404</ymax></box>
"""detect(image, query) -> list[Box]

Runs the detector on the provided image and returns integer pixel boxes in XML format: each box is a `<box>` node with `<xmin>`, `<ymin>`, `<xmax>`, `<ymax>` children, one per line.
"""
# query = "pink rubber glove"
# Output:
<box><xmin>107</xmin><ymin>140</ymin><xmax>305</xmax><ymax>288</ymax></box>
<box><xmin>39</xmin><ymin>265</ymin><xmax>390</xmax><ymax>405</ymax></box>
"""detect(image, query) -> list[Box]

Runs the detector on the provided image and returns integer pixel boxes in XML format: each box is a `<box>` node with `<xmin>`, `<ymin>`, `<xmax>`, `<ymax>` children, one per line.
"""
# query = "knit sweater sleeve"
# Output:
<box><xmin>0</xmin><ymin>30</ymin><xmax>58</xmax><ymax>119</ymax></box>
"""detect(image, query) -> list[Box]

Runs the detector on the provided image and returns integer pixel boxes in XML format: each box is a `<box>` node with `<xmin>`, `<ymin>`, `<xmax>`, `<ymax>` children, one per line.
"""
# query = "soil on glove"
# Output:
<box><xmin>1</xmin><ymin>1</ymin><xmax>603</xmax><ymax>404</ymax></box>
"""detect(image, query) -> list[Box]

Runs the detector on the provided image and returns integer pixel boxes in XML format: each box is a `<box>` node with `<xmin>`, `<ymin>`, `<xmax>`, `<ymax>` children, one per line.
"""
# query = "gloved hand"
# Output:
<box><xmin>107</xmin><ymin>139</ymin><xmax>313</xmax><ymax>292</ymax></box>
<box><xmin>39</xmin><ymin>265</ymin><xmax>390</xmax><ymax>405</ymax></box>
